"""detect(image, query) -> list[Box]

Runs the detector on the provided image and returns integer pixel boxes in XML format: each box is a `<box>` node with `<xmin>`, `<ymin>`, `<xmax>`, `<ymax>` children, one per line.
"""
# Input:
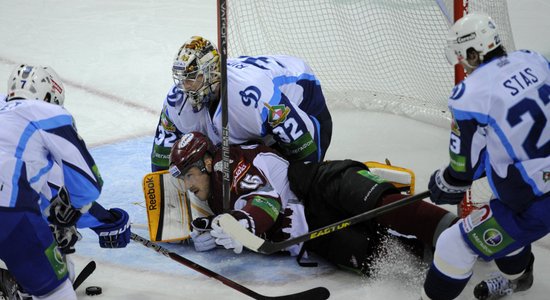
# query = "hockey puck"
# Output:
<box><xmin>85</xmin><ymin>286</ymin><xmax>102</xmax><ymax>296</ymax></box>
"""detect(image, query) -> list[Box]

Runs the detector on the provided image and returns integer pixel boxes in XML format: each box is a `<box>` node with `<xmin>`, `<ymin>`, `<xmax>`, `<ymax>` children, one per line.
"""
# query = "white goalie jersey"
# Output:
<box><xmin>152</xmin><ymin>55</ymin><xmax>328</xmax><ymax>169</ymax></box>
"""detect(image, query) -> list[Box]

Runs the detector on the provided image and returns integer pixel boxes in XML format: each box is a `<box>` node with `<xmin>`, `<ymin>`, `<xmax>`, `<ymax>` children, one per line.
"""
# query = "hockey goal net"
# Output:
<box><xmin>226</xmin><ymin>0</ymin><xmax>515</xmax><ymax>128</ymax></box>
<box><xmin>226</xmin><ymin>0</ymin><xmax>513</xmax><ymax>215</ymax></box>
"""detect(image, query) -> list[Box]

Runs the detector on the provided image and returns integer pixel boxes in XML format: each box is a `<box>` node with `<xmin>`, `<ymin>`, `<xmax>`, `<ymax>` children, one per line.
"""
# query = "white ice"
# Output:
<box><xmin>1</xmin><ymin>1</ymin><xmax>549</xmax><ymax>299</ymax></box>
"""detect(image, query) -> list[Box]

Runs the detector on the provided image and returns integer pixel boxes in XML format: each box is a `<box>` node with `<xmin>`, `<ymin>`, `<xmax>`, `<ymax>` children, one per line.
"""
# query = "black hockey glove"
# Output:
<box><xmin>46</xmin><ymin>186</ymin><xmax>82</xmax><ymax>227</ymax></box>
<box><xmin>50</xmin><ymin>224</ymin><xmax>82</xmax><ymax>254</ymax></box>
<box><xmin>191</xmin><ymin>216</ymin><xmax>215</xmax><ymax>232</ymax></box>
<box><xmin>428</xmin><ymin>166</ymin><xmax>471</xmax><ymax>205</ymax></box>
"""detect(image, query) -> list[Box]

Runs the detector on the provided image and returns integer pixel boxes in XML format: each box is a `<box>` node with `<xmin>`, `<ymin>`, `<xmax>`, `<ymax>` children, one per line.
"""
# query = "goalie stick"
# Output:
<box><xmin>219</xmin><ymin>190</ymin><xmax>431</xmax><ymax>255</ymax></box>
<box><xmin>73</xmin><ymin>260</ymin><xmax>96</xmax><ymax>290</ymax></box>
<box><xmin>131</xmin><ymin>233</ymin><xmax>330</xmax><ymax>300</ymax></box>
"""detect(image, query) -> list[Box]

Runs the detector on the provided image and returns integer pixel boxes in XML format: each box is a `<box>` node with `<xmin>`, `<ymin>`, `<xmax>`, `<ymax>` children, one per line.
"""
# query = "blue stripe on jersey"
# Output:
<box><xmin>29</xmin><ymin>154</ymin><xmax>54</xmax><ymax>185</ymax></box>
<box><xmin>45</xmin><ymin>124</ymin><xmax>102</xmax><ymax>190</ymax></box>
<box><xmin>310</xmin><ymin>115</ymin><xmax>322</xmax><ymax>162</ymax></box>
<box><xmin>10</xmin><ymin>115</ymin><xmax>73</xmax><ymax>206</ymax></box>
<box><xmin>453</xmin><ymin>108</ymin><xmax>543</xmax><ymax>196</ymax></box>
<box><xmin>13</xmin><ymin>163</ymin><xmax>40</xmax><ymax>210</ymax></box>
<box><xmin>62</xmin><ymin>161</ymin><xmax>101</xmax><ymax>209</ymax></box>
<box><xmin>261</xmin><ymin>74</ymin><xmax>319</xmax><ymax>122</ymax></box>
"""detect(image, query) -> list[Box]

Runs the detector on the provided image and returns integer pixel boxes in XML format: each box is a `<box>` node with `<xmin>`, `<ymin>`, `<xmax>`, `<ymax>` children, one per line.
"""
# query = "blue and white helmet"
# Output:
<box><xmin>7</xmin><ymin>64</ymin><xmax>65</xmax><ymax>106</ymax></box>
<box><xmin>445</xmin><ymin>13</ymin><xmax>502</xmax><ymax>67</ymax></box>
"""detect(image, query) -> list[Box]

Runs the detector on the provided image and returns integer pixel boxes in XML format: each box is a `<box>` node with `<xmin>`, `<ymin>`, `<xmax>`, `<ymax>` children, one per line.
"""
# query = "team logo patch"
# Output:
<box><xmin>160</xmin><ymin>111</ymin><xmax>176</xmax><ymax>132</ymax></box>
<box><xmin>232</xmin><ymin>159</ymin><xmax>250</xmax><ymax>187</ymax></box>
<box><xmin>264</xmin><ymin>103</ymin><xmax>290</xmax><ymax>127</ymax></box>
<box><xmin>451</xmin><ymin>113</ymin><xmax>461</xmax><ymax>136</ymax></box>
<box><xmin>240</xmin><ymin>86</ymin><xmax>261</xmax><ymax>108</ymax></box>
<box><xmin>543</xmin><ymin>171</ymin><xmax>550</xmax><ymax>182</ymax></box>
<box><xmin>450</xmin><ymin>82</ymin><xmax>466</xmax><ymax>100</ymax></box>
<box><xmin>483</xmin><ymin>228</ymin><xmax>503</xmax><ymax>246</ymax></box>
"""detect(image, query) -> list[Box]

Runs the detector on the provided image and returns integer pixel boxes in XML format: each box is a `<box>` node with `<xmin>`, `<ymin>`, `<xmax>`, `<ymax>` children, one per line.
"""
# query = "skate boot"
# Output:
<box><xmin>474</xmin><ymin>254</ymin><xmax>534</xmax><ymax>299</ymax></box>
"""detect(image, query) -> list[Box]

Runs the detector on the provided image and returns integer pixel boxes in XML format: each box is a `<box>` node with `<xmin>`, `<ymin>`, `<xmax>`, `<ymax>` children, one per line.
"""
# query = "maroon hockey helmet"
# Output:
<box><xmin>169</xmin><ymin>131</ymin><xmax>216</xmax><ymax>178</ymax></box>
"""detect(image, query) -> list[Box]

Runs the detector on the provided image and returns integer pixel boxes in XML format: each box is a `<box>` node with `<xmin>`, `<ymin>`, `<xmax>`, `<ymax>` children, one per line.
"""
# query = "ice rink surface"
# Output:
<box><xmin>1</xmin><ymin>1</ymin><xmax>549</xmax><ymax>299</ymax></box>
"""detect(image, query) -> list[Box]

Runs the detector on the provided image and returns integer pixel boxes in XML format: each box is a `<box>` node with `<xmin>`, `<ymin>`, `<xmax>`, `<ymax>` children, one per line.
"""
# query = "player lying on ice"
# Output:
<box><xmin>161</xmin><ymin>131</ymin><xmax>459</xmax><ymax>275</ymax></box>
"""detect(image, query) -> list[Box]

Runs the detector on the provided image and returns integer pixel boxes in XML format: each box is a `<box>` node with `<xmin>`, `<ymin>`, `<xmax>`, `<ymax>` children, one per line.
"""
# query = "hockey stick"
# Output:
<box><xmin>73</xmin><ymin>260</ymin><xmax>96</xmax><ymax>290</ymax></box>
<box><xmin>217</xmin><ymin>0</ymin><xmax>231</xmax><ymax>212</ymax></box>
<box><xmin>131</xmin><ymin>233</ymin><xmax>330</xmax><ymax>300</ymax></box>
<box><xmin>219</xmin><ymin>190</ymin><xmax>431</xmax><ymax>255</ymax></box>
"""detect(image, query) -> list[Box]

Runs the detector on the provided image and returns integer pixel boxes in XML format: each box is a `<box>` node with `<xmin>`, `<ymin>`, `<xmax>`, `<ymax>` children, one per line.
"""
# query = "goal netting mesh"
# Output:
<box><xmin>226</xmin><ymin>0</ymin><xmax>515</xmax><ymax>128</ymax></box>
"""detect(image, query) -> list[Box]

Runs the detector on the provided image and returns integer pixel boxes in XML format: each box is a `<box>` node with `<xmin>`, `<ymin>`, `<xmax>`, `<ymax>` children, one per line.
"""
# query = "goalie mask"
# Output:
<box><xmin>169</xmin><ymin>131</ymin><xmax>216</xmax><ymax>178</ymax></box>
<box><xmin>172</xmin><ymin>36</ymin><xmax>221</xmax><ymax>112</ymax></box>
<box><xmin>445</xmin><ymin>13</ymin><xmax>502</xmax><ymax>69</ymax></box>
<box><xmin>7</xmin><ymin>64</ymin><xmax>65</xmax><ymax>106</ymax></box>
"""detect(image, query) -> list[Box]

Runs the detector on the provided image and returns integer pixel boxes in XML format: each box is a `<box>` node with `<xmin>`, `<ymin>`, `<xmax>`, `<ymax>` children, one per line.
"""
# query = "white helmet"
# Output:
<box><xmin>7</xmin><ymin>64</ymin><xmax>65</xmax><ymax>106</ymax></box>
<box><xmin>172</xmin><ymin>36</ymin><xmax>220</xmax><ymax>112</ymax></box>
<box><xmin>445</xmin><ymin>13</ymin><xmax>502</xmax><ymax>67</ymax></box>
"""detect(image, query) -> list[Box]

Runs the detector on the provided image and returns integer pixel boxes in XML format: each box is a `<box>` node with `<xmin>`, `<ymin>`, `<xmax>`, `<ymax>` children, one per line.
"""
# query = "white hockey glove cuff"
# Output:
<box><xmin>211</xmin><ymin>213</ymin><xmax>251</xmax><ymax>254</ymax></box>
<box><xmin>429</xmin><ymin>166</ymin><xmax>471</xmax><ymax>205</ymax></box>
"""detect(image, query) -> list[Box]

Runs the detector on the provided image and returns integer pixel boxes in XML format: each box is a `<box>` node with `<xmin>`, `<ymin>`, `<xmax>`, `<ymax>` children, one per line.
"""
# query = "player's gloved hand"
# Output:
<box><xmin>91</xmin><ymin>208</ymin><xmax>131</xmax><ymax>248</ymax></box>
<box><xmin>429</xmin><ymin>166</ymin><xmax>470</xmax><ymax>205</ymax></box>
<box><xmin>46</xmin><ymin>186</ymin><xmax>88</xmax><ymax>227</ymax></box>
<box><xmin>50</xmin><ymin>224</ymin><xmax>82</xmax><ymax>254</ymax></box>
<box><xmin>190</xmin><ymin>216</ymin><xmax>216</xmax><ymax>252</ymax></box>
<box><xmin>211</xmin><ymin>213</ymin><xmax>253</xmax><ymax>254</ymax></box>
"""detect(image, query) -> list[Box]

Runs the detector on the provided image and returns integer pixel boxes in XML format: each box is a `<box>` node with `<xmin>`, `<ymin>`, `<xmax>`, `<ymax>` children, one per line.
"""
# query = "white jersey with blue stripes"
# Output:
<box><xmin>0</xmin><ymin>99</ymin><xmax>102</xmax><ymax>213</ymax></box>
<box><xmin>447</xmin><ymin>50</ymin><xmax>550</xmax><ymax>211</ymax></box>
<box><xmin>152</xmin><ymin>55</ymin><xmax>328</xmax><ymax>169</ymax></box>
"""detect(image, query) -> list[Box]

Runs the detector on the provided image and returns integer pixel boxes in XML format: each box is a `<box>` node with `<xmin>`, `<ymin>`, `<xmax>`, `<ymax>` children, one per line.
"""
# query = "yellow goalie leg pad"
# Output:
<box><xmin>142</xmin><ymin>170</ymin><xmax>192</xmax><ymax>242</ymax></box>
<box><xmin>364</xmin><ymin>160</ymin><xmax>415</xmax><ymax>194</ymax></box>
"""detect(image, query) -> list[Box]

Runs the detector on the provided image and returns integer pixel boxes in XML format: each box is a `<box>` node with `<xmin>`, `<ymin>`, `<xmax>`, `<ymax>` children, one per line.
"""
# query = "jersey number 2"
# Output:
<box><xmin>506</xmin><ymin>83</ymin><xmax>550</xmax><ymax>159</ymax></box>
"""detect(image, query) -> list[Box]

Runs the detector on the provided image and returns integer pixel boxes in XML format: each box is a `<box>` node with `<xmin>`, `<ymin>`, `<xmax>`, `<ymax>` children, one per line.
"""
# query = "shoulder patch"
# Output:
<box><xmin>450</xmin><ymin>82</ymin><xmax>466</xmax><ymax>100</ymax></box>
<box><xmin>264</xmin><ymin>102</ymin><xmax>291</xmax><ymax>127</ymax></box>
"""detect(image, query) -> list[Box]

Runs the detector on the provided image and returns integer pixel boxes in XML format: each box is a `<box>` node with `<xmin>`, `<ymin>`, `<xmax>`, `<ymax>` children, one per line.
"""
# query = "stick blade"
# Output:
<box><xmin>266</xmin><ymin>286</ymin><xmax>330</xmax><ymax>300</ymax></box>
<box><xmin>73</xmin><ymin>260</ymin><xmax>97</xmax><ymax>290</ymax></box>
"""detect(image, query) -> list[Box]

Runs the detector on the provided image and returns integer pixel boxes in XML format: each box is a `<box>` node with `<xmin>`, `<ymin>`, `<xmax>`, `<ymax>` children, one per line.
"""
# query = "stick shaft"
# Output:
<box><xmin>130</xmin><ymin>233</ymin><xmax>330</xmax><ymax>300</ymax></box>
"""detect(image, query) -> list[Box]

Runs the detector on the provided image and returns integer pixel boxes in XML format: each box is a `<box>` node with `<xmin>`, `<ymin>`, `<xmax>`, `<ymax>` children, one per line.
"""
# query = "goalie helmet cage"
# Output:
<box><xmin>225</xmin><ymin>0</ymin><xmax>515</xmax><ymax>128</ymax></box>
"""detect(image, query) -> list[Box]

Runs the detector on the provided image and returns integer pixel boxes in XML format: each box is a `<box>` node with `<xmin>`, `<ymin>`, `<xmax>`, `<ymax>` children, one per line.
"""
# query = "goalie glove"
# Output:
<box><xmin>45</xmin><ymin>186</ymin><xmax>90</xmax><ymax>227</ymax></box>
<box><xmin>429</xmin><ymin>166</ymin><xmax>471</xmax><ymax>205</ymax></box>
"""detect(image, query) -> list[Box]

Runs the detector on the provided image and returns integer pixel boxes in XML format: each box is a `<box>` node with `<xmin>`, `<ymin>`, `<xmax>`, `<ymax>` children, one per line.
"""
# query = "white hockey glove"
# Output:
<box><xmin>210</xmin><ymin>214</ymin><xmax>251</xmax><ymax>254</ymax></box>
<box><xmin>190</xmin><ymin>217</ymin><xmax>216</xmax><ymax>252</ymax></box>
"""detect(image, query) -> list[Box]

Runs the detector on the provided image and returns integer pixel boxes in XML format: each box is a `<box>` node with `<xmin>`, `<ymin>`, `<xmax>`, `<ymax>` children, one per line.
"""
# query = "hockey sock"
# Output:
<box><xmin>376</xmin><ymin>193</ymin><xmax>458</xmax><ymax>247</ymax></box>
<box><xmin>424</xmin><ymin>264</ymin><xmax>470</xmax><ymax>300</ymax></box>
<box><xmin>495</xmin><ymin>246</ymin><xmax>533</xmax><ymax>276</ymax></box>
